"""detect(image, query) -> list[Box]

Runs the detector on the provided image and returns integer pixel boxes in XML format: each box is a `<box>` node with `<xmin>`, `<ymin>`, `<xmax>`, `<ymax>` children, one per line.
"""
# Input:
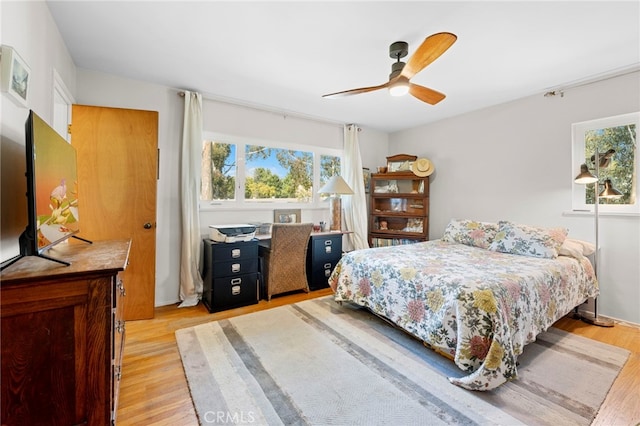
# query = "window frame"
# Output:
<box><xmin>200</xmin><ymin>132</ymin><xmax>343</xmax><ymax>211</ymax></box>
<box><xmin>571</xmin><ymin>112</ymin><xmax>639</xmax><ymax>215</ymax></box>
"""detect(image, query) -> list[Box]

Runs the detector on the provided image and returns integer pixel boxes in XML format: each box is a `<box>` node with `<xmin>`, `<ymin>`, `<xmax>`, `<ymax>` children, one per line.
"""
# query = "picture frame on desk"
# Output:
<box><xmin>274</xmin><ymin>209</ymin><xmax>301</xmax><ymax>224</ymax></box>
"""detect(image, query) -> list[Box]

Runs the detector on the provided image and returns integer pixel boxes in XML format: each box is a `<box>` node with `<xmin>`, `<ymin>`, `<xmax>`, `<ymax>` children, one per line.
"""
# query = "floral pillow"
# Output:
<box><xmin>441</xmin><ymin>219</ymin><xmax>499</xmax><ymax>249</ymax></box>
<box><xmin>488</xmin><ymin>221</ymin><xmax>568</xmax><ymax>259</ymax></box>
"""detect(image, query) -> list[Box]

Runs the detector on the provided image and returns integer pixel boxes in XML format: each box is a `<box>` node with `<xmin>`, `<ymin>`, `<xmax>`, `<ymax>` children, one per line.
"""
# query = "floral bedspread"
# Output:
<box><xmin>328</xmin><ymin>240</ymin><xmax>598</xmax><ymax>390</ymax></box>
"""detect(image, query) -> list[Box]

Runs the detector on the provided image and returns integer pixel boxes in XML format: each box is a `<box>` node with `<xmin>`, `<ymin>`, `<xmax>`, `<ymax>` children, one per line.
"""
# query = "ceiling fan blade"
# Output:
<box><xmin>409</xmin><ymin>83</ymin><xmax>446</xmax><ymax>105</ymax></box>
<box><xmin>401</xmin><ymin>32</ymin><xmax>457</xmax><ymax>80</ymax></box>
<box><xmin>322</xmin><ymin>82</ymin><xmax>389</xmax><ymax>98</ymax></box>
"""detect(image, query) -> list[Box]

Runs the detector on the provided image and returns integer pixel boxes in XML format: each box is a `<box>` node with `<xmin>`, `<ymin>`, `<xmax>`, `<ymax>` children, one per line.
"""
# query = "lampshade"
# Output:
<box><xmin>318</xmin><ymin>175</ymin><xmax>354</xmax><ymax>195</ymax></box>
<box><xmin>599</xmin><ymin>179</ymin><xmax>623</xmax><ymax>198</ymax></box>
<box><xmin>574</xmin><ymin>164</ymin><xmax>598</xmax><ymax>184</ymax></box>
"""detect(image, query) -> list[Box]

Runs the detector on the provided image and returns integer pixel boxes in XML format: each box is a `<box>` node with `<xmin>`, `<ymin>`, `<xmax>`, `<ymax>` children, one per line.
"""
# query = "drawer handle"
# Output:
<box><xmin>325</xmin><ymin>246</ymin><xmax>332</xmax><ymax>254</ymax></box>
<box><xmin>231</xmin><ymin>278</ymin><xmax>242</xmax><ymax>285</ymax></box>
<box><xmin>231</xmin><ymin>263</ymin><xmax>241</xmax><ymax>273</ymax></box>
<box><xmin>231</xmin><ymin>285</ymin><xmax>241</xmax><ymax>295</ymax></box>
<box><xmin>231</xmin><ymin>248</ymin><xmax>241</xmax><ymax>258</ymax></box>
<box><xmin>324</xmin><ymin>263</ymin><xmax>332</xmax><ymax>269</ymax></box>
<box><xmin>324</xmin><ymin>240</ymin><xmax>332</xmax><ymax>246</ymax></box>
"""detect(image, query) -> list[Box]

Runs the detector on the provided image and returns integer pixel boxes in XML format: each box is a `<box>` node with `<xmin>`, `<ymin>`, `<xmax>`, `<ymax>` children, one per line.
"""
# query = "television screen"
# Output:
<box><xmin>28</xmin><ymin>110</ymin><xmax>80</xmax><ymax>252</ymax></box>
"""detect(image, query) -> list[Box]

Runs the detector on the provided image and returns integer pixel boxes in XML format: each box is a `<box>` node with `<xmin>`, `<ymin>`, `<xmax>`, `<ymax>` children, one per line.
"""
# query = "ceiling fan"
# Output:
<box><xmin>322</xmin><ymin>32</ymin><xmax>457</xmax><ymax>105</ymax></box>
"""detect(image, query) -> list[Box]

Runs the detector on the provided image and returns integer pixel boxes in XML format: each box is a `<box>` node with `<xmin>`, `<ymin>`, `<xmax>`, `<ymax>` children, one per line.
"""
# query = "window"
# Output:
<box><xmin>245</xmin><ymin>145</ymin><xmax>313</xmax><ymax>202</ymax></box>
<box><xmin>572</xmin><ymin>112</ymin><xmax>639</xmax><ymax>214</ymax></box>
<box><xmin>201</xmin><ymin>134</ymin><xmax>341</xmax><ymax>208</ymax></box>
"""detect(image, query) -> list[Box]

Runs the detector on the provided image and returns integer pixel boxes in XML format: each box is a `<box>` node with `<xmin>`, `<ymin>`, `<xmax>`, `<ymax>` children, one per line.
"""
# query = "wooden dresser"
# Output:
<box><xmin>1</xmin><ymin>239</ymin><xmax>130</xmax><ymax>426</ymax></box>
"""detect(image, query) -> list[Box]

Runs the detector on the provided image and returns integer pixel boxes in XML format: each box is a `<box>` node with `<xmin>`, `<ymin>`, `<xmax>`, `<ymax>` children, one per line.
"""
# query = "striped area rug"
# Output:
<box><xmin>175</xmin><ymin>296</ymin><xmax>629</xmax><ymax>425</ymax></box>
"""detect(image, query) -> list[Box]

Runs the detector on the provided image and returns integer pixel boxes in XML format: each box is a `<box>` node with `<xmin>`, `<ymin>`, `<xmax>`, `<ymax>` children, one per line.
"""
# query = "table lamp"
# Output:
<box><xmin>318</xmin><ymin>175</ymin><xmax>354</xmax><ymax>231</ymax></box>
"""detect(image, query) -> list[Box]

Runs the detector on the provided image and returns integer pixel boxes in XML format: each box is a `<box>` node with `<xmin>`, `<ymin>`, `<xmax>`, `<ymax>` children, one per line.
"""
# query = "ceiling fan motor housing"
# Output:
<box><xmin>389</xmin><ymin>41</ymin><xmax>409</xmax><ymax>79</ymax></box>
<box><xmin>389</xmin><ymin>61</ymin><xmax>406</xmax><ymax>79</ymax></box>
<box><xmin>389</xmin><ymin>41</ymin><xmax>409</xmax><ymax>59</ymax></box>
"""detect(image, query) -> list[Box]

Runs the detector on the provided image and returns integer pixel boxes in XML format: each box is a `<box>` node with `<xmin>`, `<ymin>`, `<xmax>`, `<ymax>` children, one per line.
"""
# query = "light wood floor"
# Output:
<box><xmin>116</xmin><ymin>289</ymin><xmax>640</xmax><ymax>425</ymax></box>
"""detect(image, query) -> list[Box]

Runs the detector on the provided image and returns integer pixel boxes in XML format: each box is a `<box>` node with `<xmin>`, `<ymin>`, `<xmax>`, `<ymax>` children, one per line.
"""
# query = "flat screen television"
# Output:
<box><xmin>1</xmin><ymin>110</ymin><xmax>88</xmax><ymax>269</ymax></box>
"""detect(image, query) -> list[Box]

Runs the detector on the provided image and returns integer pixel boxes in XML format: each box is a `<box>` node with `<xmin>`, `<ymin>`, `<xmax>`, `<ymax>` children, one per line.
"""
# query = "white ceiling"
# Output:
<box><xmin>46</xmin><ymin>1</ymin><xmax>640</xmax><ymax>133</ymax></box>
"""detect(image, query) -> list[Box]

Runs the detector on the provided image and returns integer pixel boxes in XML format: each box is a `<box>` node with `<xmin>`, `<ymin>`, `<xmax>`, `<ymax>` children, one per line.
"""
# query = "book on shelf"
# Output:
<box><xmin>371</xmin><ymin>238</ymin><xmax>423</xmax><ymax>247</ymax></box>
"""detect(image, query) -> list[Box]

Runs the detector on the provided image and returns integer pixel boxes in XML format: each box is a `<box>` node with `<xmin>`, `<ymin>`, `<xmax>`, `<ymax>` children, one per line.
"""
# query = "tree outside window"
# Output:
<box><xmin>245</xmin><ymin>145</ymin><xmax>313</xmax><ymax>202</ymax></box>
<box><xmin>200</xmin><ymin>136</ymin><xmax>342</xmax><ymax>205</ymax></box>
<box><xmin>584</xmin><ymin>124</ymin><xmax>636</xmax><ymax>205</ymax></box>
<box><xmin>572</xmin><ymin>112</ymin><xmax>639</xmax><ymax>213</ymax></box>
<box><xmin>201</xmin><ymin>141</ymin><xmax>236</xmax><ymax>201</ymax></box>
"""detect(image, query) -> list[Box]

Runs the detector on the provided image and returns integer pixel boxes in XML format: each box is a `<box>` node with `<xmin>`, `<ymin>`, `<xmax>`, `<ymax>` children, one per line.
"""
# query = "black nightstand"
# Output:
<box><xmin>202</xmin><ymin>239</ymin><xmax>259</xmax><ymax>312</ymax></box>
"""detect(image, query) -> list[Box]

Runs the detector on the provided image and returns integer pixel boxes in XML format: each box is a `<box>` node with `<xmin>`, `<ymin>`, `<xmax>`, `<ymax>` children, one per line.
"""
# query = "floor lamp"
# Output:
<box><xmin>318</xmin><ymin>175</ymin><xmax>354</xmax><ymax>231</ymax></box>
<box><xmin>574</xmin><ymin>147</ymin><xmax>621</xmax><ymax>327</ymax></box>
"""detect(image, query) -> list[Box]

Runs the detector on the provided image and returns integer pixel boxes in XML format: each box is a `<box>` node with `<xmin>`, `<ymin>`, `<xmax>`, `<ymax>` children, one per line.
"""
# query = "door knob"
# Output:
<box><xmin>144</xmin><ymin>222</ymin><xmax>153</xmax><ymax>229</ymax></box>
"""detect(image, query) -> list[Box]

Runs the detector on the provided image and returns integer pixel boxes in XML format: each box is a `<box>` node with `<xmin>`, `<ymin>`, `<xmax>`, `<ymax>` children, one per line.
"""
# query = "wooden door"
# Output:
<box><xmin>71</xmin><ymin>105</ymin><xmax>158</xmax><ymax>320</ymax></box>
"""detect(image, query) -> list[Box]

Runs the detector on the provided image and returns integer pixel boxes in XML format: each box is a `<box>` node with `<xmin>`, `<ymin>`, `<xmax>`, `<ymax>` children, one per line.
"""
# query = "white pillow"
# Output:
<box><xmin>559</xmin><ymin>238</ymin><xmax>596</xmax><ymax>258</ymax></box>
<box><xmin>558</xmin><ymin>239</ymin><xmax>585</xmax><ymax>259</ymax></box>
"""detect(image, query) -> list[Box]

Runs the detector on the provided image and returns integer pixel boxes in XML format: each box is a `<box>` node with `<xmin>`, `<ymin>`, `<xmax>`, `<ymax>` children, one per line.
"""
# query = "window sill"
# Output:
<box><xmin>563</xmin><ymin>210</ymin><xmax>640</xmax><ymax>217</ymax></box>
<box><xmin>199</xmin><ymin>203</ymin><xmax>327</xmax><ymax>213</ymax></box>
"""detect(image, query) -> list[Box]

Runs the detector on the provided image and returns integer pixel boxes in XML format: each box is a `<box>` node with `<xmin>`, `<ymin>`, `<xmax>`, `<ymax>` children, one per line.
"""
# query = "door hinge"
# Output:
<box><xmin>67</xmin><ymin>124</ymin><xmax>72</xmax><ymax>135</ymax></box>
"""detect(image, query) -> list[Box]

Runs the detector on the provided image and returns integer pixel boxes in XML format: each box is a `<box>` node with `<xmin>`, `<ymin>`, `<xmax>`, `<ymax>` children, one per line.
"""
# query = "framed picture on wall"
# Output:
<box><xmin>363</xmin><ymin>168</ymin><xmax>371</xmax><ymax>193</ymax></box>
<box><xmin>1</xmin><ymin>45</ymin><xmax>31</xmax><ymax>107</ymax></box>
<box><xmin>274</xmin><ymin>209</ymin><xmax>301</xmax><ymax>224</ymax></box>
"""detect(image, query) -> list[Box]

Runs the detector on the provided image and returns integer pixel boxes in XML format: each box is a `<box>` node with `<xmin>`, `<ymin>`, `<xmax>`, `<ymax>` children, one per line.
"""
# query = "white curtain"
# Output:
<box><xmin>178</xmin><ymin>91</ymin><xmax>204</xmax><ymax>307</ymax></box>
<box><xmin>342</xmin><ymin>124</ymin><xmax>370</xmax><ymax>251</ymax></box>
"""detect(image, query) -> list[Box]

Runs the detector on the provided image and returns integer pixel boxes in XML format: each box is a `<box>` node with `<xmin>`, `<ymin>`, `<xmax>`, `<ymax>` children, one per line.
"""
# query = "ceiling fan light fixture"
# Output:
<box><xmin>389</xmin><ymin>80</ymin><xmax>410</xmax><ymax>97</ymax></box>
<box><xmin>322</xmin><ymin>32</ymin><xmax>457</xmax><ymax>103</ymax></box>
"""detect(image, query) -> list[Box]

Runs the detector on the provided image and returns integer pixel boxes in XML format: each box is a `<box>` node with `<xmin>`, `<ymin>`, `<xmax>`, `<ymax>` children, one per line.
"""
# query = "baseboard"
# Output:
<box><xmin>576</xmin><ymin>308</ymin><xmax>640</xmax><ymax>328</ymax></box>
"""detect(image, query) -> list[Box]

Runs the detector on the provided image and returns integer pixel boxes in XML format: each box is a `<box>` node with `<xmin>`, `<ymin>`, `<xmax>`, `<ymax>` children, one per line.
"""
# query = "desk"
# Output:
<box><xmin>257</xmin><ymin>231</ymin><xmax>347</xmax><ymax>297</ymax></box>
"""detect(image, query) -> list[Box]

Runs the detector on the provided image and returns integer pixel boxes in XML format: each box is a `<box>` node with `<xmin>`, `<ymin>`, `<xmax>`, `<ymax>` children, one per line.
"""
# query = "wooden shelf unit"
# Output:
<box><xmin>368</xmin><ymin>171</ymin><xmax>429</xmax><ymax>247</ymax></box>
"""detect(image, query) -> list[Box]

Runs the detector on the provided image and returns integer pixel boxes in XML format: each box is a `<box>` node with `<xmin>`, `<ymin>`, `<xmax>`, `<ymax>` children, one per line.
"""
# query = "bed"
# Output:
<box><xmin>328</xmin><ymin>219</ymin><xmax>598</xmax><ymax>390</ymax></box>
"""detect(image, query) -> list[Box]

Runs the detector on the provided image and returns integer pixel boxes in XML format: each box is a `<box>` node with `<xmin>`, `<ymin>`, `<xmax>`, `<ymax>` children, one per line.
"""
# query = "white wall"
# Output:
<box><xmin>390</xmin><ymin>71</ymin><xmax>640</xmax><ymax>323</ymax></box>
<box><xmin>76</xmin><ymin>71</ymin><xmax>389</xmax><ymax>306</ymax></box>
<box><xmin>1</xmin><ymin>1</ymin><xmax>76</xmax><ymax>262</ymax></box>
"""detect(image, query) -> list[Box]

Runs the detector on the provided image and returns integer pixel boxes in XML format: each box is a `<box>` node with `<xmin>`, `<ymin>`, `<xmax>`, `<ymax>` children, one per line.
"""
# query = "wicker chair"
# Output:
<box><xmin>259</xmin><ymin>223</ymin><xmax>313</xmax><ymax>301</ymax></box>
